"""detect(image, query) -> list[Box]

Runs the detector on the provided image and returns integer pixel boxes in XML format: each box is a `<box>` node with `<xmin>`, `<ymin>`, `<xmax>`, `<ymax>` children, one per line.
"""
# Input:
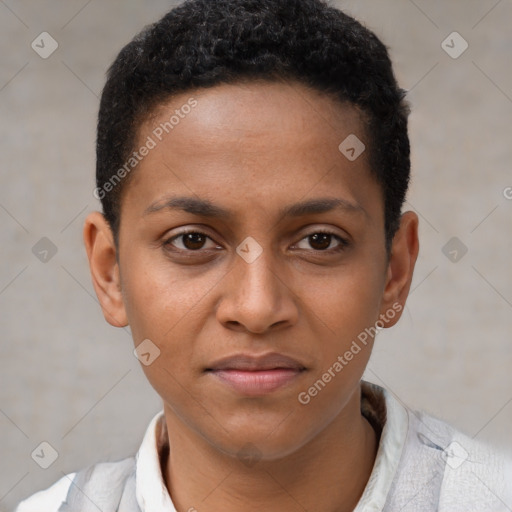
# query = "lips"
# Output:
<box><xmin>206</xmin><ymin>352</ymin><xmax>306</xmax><ymax>372</ymax></box>
<box><xmin>206</xmin><ymin>352</ymin><xmax>306</xmax><ymax>395</ymax></box>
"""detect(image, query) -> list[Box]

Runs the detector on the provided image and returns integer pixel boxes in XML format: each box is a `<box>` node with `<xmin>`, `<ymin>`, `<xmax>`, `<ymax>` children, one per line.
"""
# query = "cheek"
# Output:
<box><xmin>298</xmin><ymin>275</ymin><xmax>378</xmax><ymax>385</ymax></box>
<box><xmin>120</xmin><ymin>249</ymin><xmax>220</xmax><ymax>342</ymax></box>
<box><xmin>119</xmin><ymin>251</ymin><xmax>228</xmax><ymax>401</ymax></box>
<box><xmin>297</xmin><ymin>260</ymin><xmax>385</xmax><ymax>342</ymax></box>
<box><xmin>292</xmin><ymin>268</ymin><xmax>381</xmax><ymax>431</ymax></box>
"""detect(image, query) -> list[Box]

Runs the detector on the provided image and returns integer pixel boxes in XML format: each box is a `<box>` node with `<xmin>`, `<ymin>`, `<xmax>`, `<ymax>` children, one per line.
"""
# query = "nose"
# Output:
<box><xmin>215</xmin><ymin>243</ymin><xmax>299</xmax><ymax>334</ymax></box>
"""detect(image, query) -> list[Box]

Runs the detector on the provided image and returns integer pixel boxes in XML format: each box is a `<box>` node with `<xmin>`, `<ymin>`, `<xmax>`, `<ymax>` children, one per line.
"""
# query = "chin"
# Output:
<box><xmin>207</xmin><ymin>423</ymin><xmax>314</xmax><ymax>464</ymax></box>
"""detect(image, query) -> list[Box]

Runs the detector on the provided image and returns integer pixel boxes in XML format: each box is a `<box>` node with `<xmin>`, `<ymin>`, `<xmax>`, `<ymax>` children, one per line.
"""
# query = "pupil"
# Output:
<box><xmin>184</xmin><ymin>233</ymin><xmax>205</xmax><ymax>250</ymax></box>
<box><xmin>310</xmin><ymin>233</ymin><xmax>331</xmax><ymax>250</ymax></box>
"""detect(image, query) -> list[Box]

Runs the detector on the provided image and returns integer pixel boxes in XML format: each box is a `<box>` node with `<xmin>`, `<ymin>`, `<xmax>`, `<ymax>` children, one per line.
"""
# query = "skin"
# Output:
<box><xmin>84</xmin><ymin>80</ymin><xmax>419</xmax><ymax>512</ymax></box>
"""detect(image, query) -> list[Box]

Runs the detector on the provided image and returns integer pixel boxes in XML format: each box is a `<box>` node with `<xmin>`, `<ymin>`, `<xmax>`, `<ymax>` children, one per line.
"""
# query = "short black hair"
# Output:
<box><xmin>95</xmin><ymin>0</ymin><xmax>410</xmax><ymax>252</ymax></box>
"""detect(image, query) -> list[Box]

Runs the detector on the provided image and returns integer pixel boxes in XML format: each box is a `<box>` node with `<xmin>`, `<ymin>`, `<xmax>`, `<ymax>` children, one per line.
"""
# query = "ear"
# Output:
<box><xmin>379</xmin><ymin>211</ymin><xmax>419</xmax><ymax>327</ymax></box>
<box><xmin>83</xmin><ymin>211</ymin><xmax>128</xmax><ymax>328</ymax></box>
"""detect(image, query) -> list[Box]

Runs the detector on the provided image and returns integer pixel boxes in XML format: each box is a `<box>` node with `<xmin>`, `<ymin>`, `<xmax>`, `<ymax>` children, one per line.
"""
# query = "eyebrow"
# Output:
<box><xmin>143</xmin><ymin>195</ymin><xmax>367</xmax><ymax>219</ymax></box>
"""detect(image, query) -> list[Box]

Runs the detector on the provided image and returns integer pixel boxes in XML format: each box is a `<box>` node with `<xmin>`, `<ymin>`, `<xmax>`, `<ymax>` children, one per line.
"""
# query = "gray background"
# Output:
<box><xmin>1</xmin><ymin>0</ymin><xmax>511</xmax><ymax>509</ymax></box>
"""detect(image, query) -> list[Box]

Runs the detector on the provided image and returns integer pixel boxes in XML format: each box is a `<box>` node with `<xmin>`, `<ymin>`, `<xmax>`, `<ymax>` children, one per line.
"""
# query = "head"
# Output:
<box><xmin>85</xmin><ymin>0</ymin><xmax>418</xmax><ymax>462</ymax></box>
<box><xmin>94</xmin><ymin>0</ymin><xmax>411</xmax><ymax>253</ymax></box>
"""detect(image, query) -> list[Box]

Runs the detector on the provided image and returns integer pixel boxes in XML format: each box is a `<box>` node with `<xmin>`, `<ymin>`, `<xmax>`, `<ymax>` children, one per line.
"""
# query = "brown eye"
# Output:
<box><xmin>308</xmin><ymin>233</ymin><xmax>332</xmax><ymax>250</ymax></box>
<box><xmin>164</xmin><ymin>231</ymin><xmax>219</xmax><ymax>251</ymax></box>
<box><xmin>295</xmin><ymin>231</ymin><xmax>348</xmax><ymax>252</ymax></box>
<box><xmin>182</xmin><ymin>232</ymin><xmax>207</xmax><ymax>250</ymax></box>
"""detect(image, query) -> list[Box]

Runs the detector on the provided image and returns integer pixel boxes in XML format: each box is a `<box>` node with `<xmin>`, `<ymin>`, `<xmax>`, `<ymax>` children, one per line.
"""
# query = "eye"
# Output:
<box><xmin>164</xmin><ymin>230</ymin><xmax>220</xmax><ymax>251</ymax></box>
<box><xmin>294</xmin><ymin>231</ymin><xmax>349</xmax><ymax>252</ymax></box>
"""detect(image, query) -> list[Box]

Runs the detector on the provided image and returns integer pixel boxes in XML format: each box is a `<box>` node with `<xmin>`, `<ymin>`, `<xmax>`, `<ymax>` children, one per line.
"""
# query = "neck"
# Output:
<box><xmin>163</xmin><ymin>387</ymin><xmax>378</xmax><ymax>512</ymax></box>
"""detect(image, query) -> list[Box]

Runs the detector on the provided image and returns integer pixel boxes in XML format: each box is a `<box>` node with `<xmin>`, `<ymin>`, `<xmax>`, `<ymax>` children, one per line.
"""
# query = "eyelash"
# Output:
<box><xmin>163</xmin><ymin>229</ymin><xmax>350</xmax><ymax>254</ymax></box>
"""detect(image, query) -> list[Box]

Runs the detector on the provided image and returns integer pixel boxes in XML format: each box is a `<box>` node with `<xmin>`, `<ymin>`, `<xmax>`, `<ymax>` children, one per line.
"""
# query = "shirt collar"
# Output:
<box><xmin>135</xmin><ymin>408</ymin><xmax>175</xmax><ymax>512</ymax></box>
<box><xmin>354</xmin><ymin>380</ymin><xmax>409</xmax><ymax>511</ymax></box>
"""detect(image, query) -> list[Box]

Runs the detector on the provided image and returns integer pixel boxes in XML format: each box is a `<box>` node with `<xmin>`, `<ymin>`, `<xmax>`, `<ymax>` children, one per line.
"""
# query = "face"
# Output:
<box><xmin>85</xmin><ymin>80</ymin><xmax>418</xmax><ymax>461</ymax></box>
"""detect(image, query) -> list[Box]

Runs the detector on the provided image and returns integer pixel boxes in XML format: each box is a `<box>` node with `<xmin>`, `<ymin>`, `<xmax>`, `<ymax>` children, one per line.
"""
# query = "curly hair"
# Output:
<box><xmin>96</xmin><ymin>0</ymin><xmax>410</xmax><ymax>252</ymax></box>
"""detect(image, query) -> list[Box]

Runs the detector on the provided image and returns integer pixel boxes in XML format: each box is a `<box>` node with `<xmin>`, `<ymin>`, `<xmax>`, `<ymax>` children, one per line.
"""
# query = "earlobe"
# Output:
<box><xmin>380</xmin><ymin>211</ymin><xmax>419</xmax><ymax>327</ymax></box>
<box><xmin>83</xmin><ymin>211</ymin><xmax>128</xmax><ymax>328</ymax></box>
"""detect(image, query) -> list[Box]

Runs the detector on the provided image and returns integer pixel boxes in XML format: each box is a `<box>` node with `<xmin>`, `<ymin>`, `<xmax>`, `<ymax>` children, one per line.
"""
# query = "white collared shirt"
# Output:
<box><xmin>15</xmin><ymin>382</ymin><xmax>512</xmax><ymax>511</ymax></box>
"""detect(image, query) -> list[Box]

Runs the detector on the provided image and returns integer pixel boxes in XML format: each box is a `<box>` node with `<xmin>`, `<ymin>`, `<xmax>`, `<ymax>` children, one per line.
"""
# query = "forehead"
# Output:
<box><xmin>142</xmin><ymin>79</ymin><xmax>366</xmax><ymax>156</ymax></box>
<box><xmin>122</xmin><ymin>80</ymin><xmax>381</xmax><ymax>225</ymax></box>
<box><xmin>152</xmin><ymin>79</ymin><xmax>362</xmax><ymax>136</ymax></box>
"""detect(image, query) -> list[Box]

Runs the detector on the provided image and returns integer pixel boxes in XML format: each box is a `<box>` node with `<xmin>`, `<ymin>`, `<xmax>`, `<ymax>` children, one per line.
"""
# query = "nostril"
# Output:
<box><xmin>223</xmin><ymin>320</ymin><xmax>247</xmax><ymax>332</ymax></box>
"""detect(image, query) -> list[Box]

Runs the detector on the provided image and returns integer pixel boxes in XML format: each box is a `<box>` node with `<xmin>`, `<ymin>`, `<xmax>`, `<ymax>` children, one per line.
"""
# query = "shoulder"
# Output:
<box><xmin>14</xmin><ymin>472</ymin><xmax>75</xmax><ymax>512</ymax></box>
<box><xmin>412</xmin><ymin>410</ymin><xmax>512</xmax><ymax>511</ymax></box>
<box><xmin>14</xmin><ymin>457</ymin><xmax>138</xmax><ymax>512</ymax></box>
